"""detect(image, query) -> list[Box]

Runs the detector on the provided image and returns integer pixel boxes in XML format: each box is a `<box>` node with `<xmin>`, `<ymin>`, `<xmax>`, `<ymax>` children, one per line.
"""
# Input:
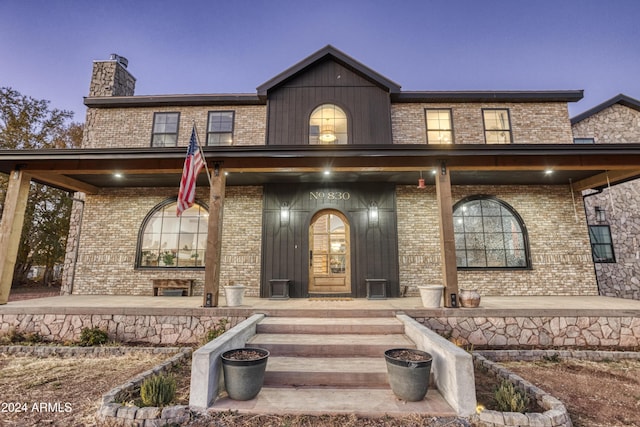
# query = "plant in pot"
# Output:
<box><xmin>384</xmin><ymin>348</ymin><xmax>433</xmax><ymax>401</ymax></box>
<box><xmin>221</xmin><ymin>347</ymin><xmax>270</xmax><ymax>400</ymax></box>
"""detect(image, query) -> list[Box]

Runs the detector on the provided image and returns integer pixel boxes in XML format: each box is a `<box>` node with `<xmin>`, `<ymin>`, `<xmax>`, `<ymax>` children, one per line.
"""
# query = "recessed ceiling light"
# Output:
<box><xmin>114</xmin><ymin>173</ymin><xmax>123</xmax><ymax>178</ymax></box>
<box><xmin>323</xmin><ymin>169</ymin><xmax>331</xmax><ymax>176</ymax></box>
<box><xmin>545</xmin><ymin>169</ymin><xmax>553</xmax><ymax>175</ymax></box>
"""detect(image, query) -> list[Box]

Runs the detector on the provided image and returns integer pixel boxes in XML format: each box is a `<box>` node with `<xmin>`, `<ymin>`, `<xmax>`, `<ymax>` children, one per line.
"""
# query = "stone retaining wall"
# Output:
<box><xmin>0</xmin><ymin>314</ymin><xmax>248</xmax><ymax>344</ymax></box>
<box><xmin>471</xmin><ymin>350</ymin><xmax>640</xmax><ymax>427</ymax></box>
<box><xmin>2</xmin><ymin>312</ymin><xmax>639</xmax><ymax>347</ymax></box>
<box><xmin>98</xmin><ymin>348</ymin><xmax>193</xmax><ymax>427</ymax></box>
<box><xmin>418</xmin><ymin>314</ymin><xmax>640</xmax><ymax>348</ymax></box>
<box><xmin>472</xmin><ymin>352</ymin><xmax>571</xmax><ymax>427</ymax></box>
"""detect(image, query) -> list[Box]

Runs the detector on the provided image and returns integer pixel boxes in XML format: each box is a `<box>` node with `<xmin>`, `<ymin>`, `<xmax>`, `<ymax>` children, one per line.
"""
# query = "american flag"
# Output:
<box><xmin>177</xmin><ymin>126</ymin><xmax>205</xmax><ymax>216</ymax></box>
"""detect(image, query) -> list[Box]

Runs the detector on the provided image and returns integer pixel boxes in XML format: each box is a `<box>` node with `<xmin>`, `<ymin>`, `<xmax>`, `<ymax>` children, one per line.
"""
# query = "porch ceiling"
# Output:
<box><xmin>1</xmin><ymin>144</ymin><xmax>640</xmax><ymax>193</ymax></box>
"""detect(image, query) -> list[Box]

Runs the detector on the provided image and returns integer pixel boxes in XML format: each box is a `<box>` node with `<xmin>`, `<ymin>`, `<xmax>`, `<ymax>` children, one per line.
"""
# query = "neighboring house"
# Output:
<box><xmin>2</xmin><ymin>46</ymin><xmax>639</xmax><ymax>305</ymax></box>
<box><xmin>572</xmin><ymin>94</ymin><xmax>640</xmax><ymax>300</ymax></box>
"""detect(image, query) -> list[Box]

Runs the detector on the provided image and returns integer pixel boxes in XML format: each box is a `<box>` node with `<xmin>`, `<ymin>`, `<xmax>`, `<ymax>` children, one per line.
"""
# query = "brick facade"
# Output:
<box><xmin>392</xmin><ymin>102</ymin><xmax>573</xmax><ymax>145</ymax></box>
<box><xmin>60</xmin><ymin>50</ymin><xmax>601</xmax><ymax>299</ymax></box>
<box><xmin>83</xmin><ymin>105</ymin><xmax>266</xmax><ymax>149</ymax></box>
<box><xmin>397</xmin><ymin>185</ymin><xmax>597</xmax><ymax>296</ymax></box>
<box><xmin>70</xmin><ymin>186</ymin><xmax>263</xmax><ymax>297</ymax></box>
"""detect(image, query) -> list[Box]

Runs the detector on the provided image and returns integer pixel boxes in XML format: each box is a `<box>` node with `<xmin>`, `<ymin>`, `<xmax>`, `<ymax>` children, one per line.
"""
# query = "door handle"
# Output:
<box><xmin>309</xmin><ymin>251</ymin><xmax>313</xmax><ymax>267</ymax></box>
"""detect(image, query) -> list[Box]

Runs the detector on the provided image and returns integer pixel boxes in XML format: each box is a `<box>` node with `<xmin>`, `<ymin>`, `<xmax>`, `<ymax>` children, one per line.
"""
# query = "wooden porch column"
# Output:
<box><xmin>203</xmin><ymin>164</ymin><xmax>226</xmax><ymax>307</ymax></box>
<box><xmin>0</xmin><ymin>170</ymin><xmax>31</xmax><ymax>304</ymax></box>
<box><xmin>435</xmin><ymin>162</ymin><xmax>459</xmax><ymax>307</ymax></box>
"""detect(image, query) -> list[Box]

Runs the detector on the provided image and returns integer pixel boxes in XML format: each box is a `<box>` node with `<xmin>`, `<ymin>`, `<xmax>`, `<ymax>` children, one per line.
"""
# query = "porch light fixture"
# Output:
<box><xmin>417</xmin><ymin>171</ymin><xmax>426</xmax><ymax>189</ymax></box>
<box><xmin>280</xmin><ymin>202</ymin><xmax>290</xmax><ymax>226</ymax></box>
<box><xmin>368</xmin><ymin>201</ymin><xmax>379</xmax><ymax>227</ymax></box>
<box><xmin>595</xmin><ymin>206</ymin><xmax>607</xmax><ymax>223</ymax></box>
<box><xmin>545</xmin><ymin>169</ymin><xmax>553</xmax><ymax>175</ymax></box>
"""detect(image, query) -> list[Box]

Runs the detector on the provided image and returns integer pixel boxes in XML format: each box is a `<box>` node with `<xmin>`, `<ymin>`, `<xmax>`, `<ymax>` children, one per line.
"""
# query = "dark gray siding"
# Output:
<box><xmin>261</xmin><ymin>183</ymin><xmax>399</xmax><ymax>298</ymax></box>
<box><xmin>266</xmin><ymin>59</ymin><xmax>393</xmax><ymax>145</ymax></box>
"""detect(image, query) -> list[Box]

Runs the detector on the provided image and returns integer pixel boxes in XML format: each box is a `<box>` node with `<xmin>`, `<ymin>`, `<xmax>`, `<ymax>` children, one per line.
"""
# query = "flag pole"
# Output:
<box><xmin>192</xmin><ymin>122</ymin><xmax>213</xmax><ymax>187</ymax></box>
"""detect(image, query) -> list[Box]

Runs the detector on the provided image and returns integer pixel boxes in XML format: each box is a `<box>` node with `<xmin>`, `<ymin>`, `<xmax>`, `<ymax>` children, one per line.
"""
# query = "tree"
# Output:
<box><xmin>0</xmin><ymin>87</ymin><xmax>83</xmax><ymax>286</ymax></box>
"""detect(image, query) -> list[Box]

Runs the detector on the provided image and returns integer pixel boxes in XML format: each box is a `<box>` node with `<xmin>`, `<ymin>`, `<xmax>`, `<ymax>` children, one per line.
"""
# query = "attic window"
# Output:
<box><xmin>309</xmin><ymin>104</ymin><xmax>347</xmax><ymax>145</ymax></box>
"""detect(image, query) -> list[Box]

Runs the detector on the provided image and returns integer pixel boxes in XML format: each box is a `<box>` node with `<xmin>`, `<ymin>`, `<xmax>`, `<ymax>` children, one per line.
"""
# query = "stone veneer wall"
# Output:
<box><xmin>392</xmin><ymin>102</ymin><xmax>573</xmax><ymax>145</ymax></box>
<box><xmin>572</xmin><ymin>103</ymin><xmax>640</xmax><ymax>143</ymax></box>
<box><xmin>70</xmin><ymin>186</ymin><xmax>262</xmax><ymax>296</ymax></box>
<box><xmin>0</xmin><ymin>313</ymin><xmax>246</xmax><ymax>344</ymax></box>
<box><xmin>88</xmin><ymin>60</ymin><xmax>136</xmax><ymax>97</ymax></box>
<box><xmin>83</xmin><ymin>105</ymin><xmax>266</xmax><ymax>149</ymax></box>
<box><xmin>397</xmin><ymin>185</ymin><xmax>597</xmax><ymax>296</ymax></box>
<box><xmin>419</xmin><ymin>315</ymin><xmax>640</xmax><ymax>347</ymax></box>
<box><xmin>572</xmin><ymin>103</ymin><xmax>640</xmax><ymax>300</ymax></box>
<box><xmin>585</xmin><ymin>181</ymin><xmax>640</xmax><ymax>300</ymax></box>
<box><xmin>1</xmin><ymin>311</ymin><xmax>637</xmax><ymax>347</ymax></box>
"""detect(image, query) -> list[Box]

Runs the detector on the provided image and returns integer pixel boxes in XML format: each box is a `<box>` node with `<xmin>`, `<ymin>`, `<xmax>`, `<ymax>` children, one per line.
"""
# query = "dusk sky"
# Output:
<box><xmin>1</xmin><ymin>0</ymin><xmax>639</xmax><ymax>122</ymax></box>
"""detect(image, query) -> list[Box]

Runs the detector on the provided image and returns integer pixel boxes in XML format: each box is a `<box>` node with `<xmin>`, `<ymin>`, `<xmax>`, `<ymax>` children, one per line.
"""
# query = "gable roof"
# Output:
<box><xmin>571</xmin><ymin>93</ymin><xmax>640</xmax><ymax>124</ymax></box>
<box><xmin>256</xmin><ymin>45</ymin><xmax>402</xmax><ymax>97</ymax></box>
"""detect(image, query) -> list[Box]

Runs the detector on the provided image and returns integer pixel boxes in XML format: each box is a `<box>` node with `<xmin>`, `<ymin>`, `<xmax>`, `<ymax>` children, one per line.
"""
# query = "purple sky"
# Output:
<box><xmin>1</xmin><ymin>0</ymin><xmax>639</xmax><ymax>122</ymax></box>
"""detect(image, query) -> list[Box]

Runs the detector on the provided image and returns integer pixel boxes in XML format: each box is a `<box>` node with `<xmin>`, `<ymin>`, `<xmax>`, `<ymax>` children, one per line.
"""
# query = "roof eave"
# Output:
<box><xmin>84</xmin><ymin>94</ymin><xmax>265</xmax><ymax>108</ymax></box>
<box><xmin>393</xmin><ymin>90</ymin><xmax>584</xmax><ymax>103</ymax></box>
<box><xmin>256</xmin><ymin>45</ymin><xmax>402</xmax><ymax>96</ymax></box>
<box><xmin>571</xmin><ymin>93</ymin><xmax>640</xmax><ymax>124</ymax></box>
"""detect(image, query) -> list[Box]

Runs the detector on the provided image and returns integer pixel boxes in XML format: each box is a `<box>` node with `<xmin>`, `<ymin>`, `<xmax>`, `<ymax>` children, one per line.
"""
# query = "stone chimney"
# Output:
<box><xmin>88</xmin><ymin>53</ymin><xmax>136</xmax><ymax>97</ymax></box>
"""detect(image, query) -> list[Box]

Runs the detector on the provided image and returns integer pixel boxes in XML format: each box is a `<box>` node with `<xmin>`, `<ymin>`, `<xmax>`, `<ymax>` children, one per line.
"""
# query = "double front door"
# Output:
<box><xmin>308</xmin><ymin>210</ymin><xmax>351</xmax><ymax>294</ymax></box>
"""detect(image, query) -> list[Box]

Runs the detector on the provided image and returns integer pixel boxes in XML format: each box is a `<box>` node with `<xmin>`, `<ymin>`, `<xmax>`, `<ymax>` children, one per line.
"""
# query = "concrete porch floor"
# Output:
<box><xmin>2</xmin><ymin>294</ymin><xmax>640</xmax><ymax>317</ymax></box>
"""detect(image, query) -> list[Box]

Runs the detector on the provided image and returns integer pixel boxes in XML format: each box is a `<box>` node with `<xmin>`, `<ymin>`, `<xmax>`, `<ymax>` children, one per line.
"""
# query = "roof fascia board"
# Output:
<box><xmin>256</xmin><ymin>45</ymin><xmax>401</xmax><ymax>96</ymax></box>
<box><xmin>393</xmin><ymin>90</ymin><xmax>584</xmax><ymax>103</ymax></box>
<box><xmin>84</xmin><ymin>94</ymin><xmax>264</xmax><ymax>108</ymax></box>
<box><xmin>3</xmin><ymin>143</ymin><xmax>640</xmax><ymax>163</ymax></box>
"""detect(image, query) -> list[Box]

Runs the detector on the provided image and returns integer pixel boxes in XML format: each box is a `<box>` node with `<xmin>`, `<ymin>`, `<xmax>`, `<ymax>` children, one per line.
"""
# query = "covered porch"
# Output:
<box><xmin>2</xmin><ymin>144</ymin><xmax>640</xmax><ymax>306</ymax></box>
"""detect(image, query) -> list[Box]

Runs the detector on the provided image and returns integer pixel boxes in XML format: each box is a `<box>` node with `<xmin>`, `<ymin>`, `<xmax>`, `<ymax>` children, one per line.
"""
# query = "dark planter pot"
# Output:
<box><xmin>384</xmin><ymin>348</ymin><xmax>433</xmax><ymax>401</ymax></box>
<box><xmin>221</xmin><ymin>347</ymin><xmax>270</xmax><ymax>401</ymax></box>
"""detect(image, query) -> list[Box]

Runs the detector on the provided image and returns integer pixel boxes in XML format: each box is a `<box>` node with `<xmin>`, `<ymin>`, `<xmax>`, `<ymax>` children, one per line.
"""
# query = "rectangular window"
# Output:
<box><xmin>574</xmin><ymin>137</ymin><xmax>595</xmax><ymax>144</ymax></box>
<box><xmin>482</xmin><ymin>109</ymin><xmax>512</xmax><ymax>144</ymax></box>
<box><xmin>151</xmin><ymin>112</ymin><xmax>180</xmax><ymax>147</ymax></box>
<box><xmin>425</xmin><ymin>109</ymin><xmax>453</xmax><ymax>143</ymax></box>
<box><xmin>588</xmin><ymin>225</ymin><xmax>615</xmax><ymax>263</ymax></box>
<box><xmin>207</xmin><ymin>111</ymin><xmax>234</xmax><ymax>145</ymax></box>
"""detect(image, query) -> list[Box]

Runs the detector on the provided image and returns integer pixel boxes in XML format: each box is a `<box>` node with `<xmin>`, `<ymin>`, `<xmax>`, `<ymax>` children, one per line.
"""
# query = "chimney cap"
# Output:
<box><xmin>109</xmin><ymin>53</ymin><xmax>128</xmax><ymax>68</ymax></box>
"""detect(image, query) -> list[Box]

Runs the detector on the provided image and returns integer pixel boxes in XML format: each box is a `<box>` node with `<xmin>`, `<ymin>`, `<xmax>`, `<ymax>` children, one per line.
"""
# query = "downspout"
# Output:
<box><xmin>582</xmin><ymin>188</ymin><xmax>604</xmax><ymax>295</ymax></box>
<box><xmin>65</xmin><ymin>192</ymin><xmax>85</xmax><ymax>295</ymax></box>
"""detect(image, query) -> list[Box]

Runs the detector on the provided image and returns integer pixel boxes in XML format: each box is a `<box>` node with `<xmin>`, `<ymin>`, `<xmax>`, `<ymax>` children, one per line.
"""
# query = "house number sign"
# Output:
<box><xmin>309</xmin><ymin>191</ymin><xmax>351</xmax><ymax>201</ymax></box>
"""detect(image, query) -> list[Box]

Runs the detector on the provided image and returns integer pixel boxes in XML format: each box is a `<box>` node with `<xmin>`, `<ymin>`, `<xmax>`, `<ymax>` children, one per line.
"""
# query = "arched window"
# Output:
<box><xmin>453</xmin><ymin>196</ymin><xmax>530</xmax><ymax>268</ymax></box>
<box><xmin>137</xmin><ymin>199</ymin><xmax>208</xmax><ymax>268</ymax></box>
<box><xmin>309</xmin><ymin>104</ymin><xmax>348</xmax><ymax>144</ymax></box>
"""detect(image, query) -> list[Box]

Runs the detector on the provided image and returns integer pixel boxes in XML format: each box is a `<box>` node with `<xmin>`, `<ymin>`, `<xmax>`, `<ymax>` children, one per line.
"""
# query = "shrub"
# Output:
<box><xmin>140</xmin><ymin>374</ymin><xmax>177</xmax><ymax>407</ymax></box>
<box><xmin>494</xmin><ymin>380</ymin><xmax>529</xmax><ymax>413</ymax></box>
<box><xmin>202</xmin><ymin>318</ymin><xmax>229</xmax><ymax>344</ymax></box>
<box><xmin>79</xmin><ymin>327</ymin><xmax>109</xmax><ymax>346</ymax></box>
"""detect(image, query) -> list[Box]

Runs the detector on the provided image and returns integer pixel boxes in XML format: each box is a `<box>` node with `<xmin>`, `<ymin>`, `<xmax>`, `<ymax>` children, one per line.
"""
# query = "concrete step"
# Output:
<box><xmin>264</xmin><ymin>356</ymin><xmax>389</xmax><ymax>388</ymax></box>
<box><xmin>256</xmin><ymin>317</ymin><xmax>405</xmax><ymax>335</ymax></box>
<box><xmin>246</xmin><ymin>333</ymin><xmax>415</xmax><ymax>357</ymax></box>
<box><xmin>211</xmin><ymin>387</ymin><xmax>455</xmax><ymax>417</ymax></box>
